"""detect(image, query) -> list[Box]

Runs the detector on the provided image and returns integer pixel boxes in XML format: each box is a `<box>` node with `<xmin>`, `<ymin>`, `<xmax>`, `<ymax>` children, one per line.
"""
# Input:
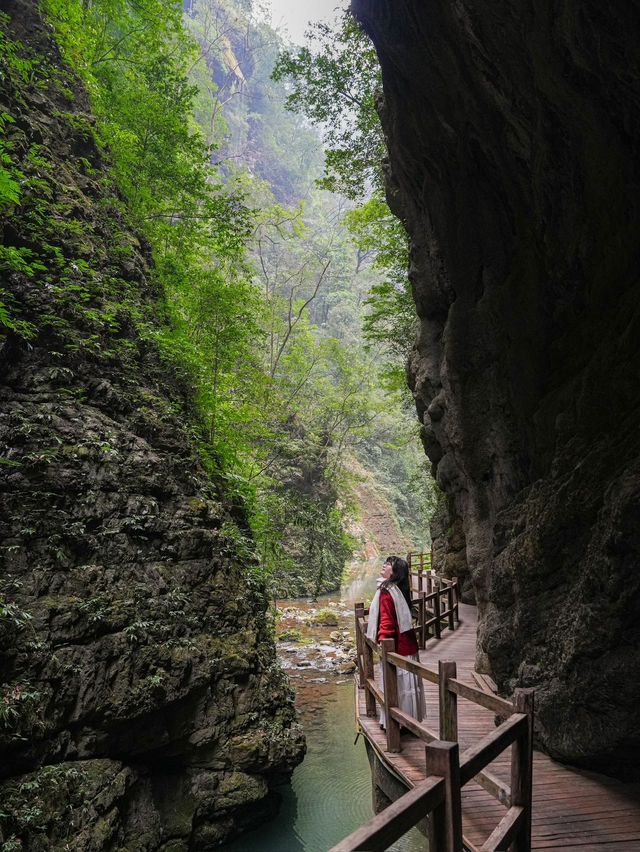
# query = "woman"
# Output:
<box><xmin>367</xmin><ymin>556</ymin><xmax>426</xmax><ymax>727</ymax></box>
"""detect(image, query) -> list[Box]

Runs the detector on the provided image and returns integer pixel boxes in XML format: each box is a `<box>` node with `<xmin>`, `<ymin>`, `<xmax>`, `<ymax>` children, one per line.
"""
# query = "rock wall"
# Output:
<box><xmin>353</xmin><ymin>0</ymin><xmax>640</xmax><ymax>778</ymax></box>
<box><xmin>0</xmin><ymin>3</ymin><xmax>303</xmax><ymax>848</ymax></box>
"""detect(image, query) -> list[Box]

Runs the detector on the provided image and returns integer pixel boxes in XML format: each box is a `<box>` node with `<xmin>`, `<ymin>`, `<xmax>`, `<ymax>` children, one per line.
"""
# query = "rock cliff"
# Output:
<box><xmin>0</xmin><ymin>3</ymin><xmax>303</xmax><ymax>847</ymax></box>
<box><xmin>352</xmin><ymin>0</ymin><xmax>640</xmax><ymax>778</ymax></box>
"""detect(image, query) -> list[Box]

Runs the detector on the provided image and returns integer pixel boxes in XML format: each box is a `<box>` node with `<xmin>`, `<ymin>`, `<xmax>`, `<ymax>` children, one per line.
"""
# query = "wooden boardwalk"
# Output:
<box><xmin>356</xmin><ymin>603</ymin><xmax>640</xmax><ymax>850</ymax></box>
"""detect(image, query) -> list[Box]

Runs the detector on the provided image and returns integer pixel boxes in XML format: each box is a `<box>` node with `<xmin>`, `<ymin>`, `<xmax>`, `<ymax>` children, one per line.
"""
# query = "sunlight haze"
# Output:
<box><xmin>268</xmin><ymin>0</ymin><xmax>349</xmax><ymax>44</ymax></box>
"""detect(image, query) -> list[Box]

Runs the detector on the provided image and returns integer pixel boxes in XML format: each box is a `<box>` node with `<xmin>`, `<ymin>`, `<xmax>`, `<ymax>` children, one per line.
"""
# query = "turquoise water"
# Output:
<box><xmin>221</xmin><ymin>678</ymin><xmax>424</xmax><ymax>852</ymax></box>
<box><xmin>220</xmin><ymin>561</ymin><xmax>425</xmax><ymax>852</ymax></box>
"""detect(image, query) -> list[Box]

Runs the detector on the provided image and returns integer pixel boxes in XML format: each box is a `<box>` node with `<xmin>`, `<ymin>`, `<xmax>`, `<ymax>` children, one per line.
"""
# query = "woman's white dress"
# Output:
<box><xmin>367</xmin><ymin>583</ymin><xmax>426</xmax><ymax>728</ymax></box>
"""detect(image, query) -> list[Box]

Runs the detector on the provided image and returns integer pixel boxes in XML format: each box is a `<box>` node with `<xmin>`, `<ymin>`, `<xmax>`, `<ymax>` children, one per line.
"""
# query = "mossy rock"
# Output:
<box><xmin>307</xmin><ymin>608</ymin><xmax>339</xmax><ymax>626</ymax></box>
<box><xmin>276</xmin><ymin>628</ymin><xmax>303</xmax><ymax>643</ymax></box>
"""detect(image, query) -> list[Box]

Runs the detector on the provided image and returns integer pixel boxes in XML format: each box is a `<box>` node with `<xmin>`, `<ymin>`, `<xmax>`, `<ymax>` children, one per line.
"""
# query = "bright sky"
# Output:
<box><xmin>268</xmin><ymin>0</ymin><xmax>350</xmax><ymax>44</ymax></box>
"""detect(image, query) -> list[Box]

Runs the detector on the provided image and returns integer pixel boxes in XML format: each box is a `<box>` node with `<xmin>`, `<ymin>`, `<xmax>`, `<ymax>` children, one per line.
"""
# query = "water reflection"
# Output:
<box><xmin>221</xmin><ymin>681</ymin><xmax>424</xmax><ymax>852</ymax></box>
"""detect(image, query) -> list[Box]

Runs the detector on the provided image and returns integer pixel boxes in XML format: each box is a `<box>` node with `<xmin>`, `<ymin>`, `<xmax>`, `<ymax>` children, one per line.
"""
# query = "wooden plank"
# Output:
<box><xmin>449</xmin><ymin>677</ymin><xmax>515</xmax><ymax>716</ymax></box>
<box><xmin>480</xmin><ymin>806</ymin><xmax>524</xmax><ymax>850</ymax></box>
<box><xmin>328</xmin><ymin>776</ymin><xmax>445</xmax><ymax>852</ymax></box>
<box><xmin>447</xmin><ymin>586</ymin><xmax>455</xmax><ymax>631</ymax></box>
<box><xmin>381</xmin><ymin>638</ymin><xmax>401</xmax><ymax>752</ymax></box>
<box><xmin>390</xmin><ymin>706</ymin><xmax>438</xmax><ymax>743</ymax></box>
<box><xmin>363</xmin><ymin>632</ymin><xmax>378</xmax><ymax>651</ymax></box>
<box><xmin>484</xmin><ymin>674</ymin><xmax>498</xmax><ymax>693</ymax></box>
<box><xmin>366</xmin><ymin>677</ymin><xmax>384</xmax><ymax>708</ymax></box>
<box><xmin>434</xmin><ymin>588</ymin><xmax>442</xmax><ymax>639</ymax></box>
<box><xmin>363</xmin><ymin>624</ymin><xmax>377</xmax><ymax>716</ymax></box>
<box><xmin>440</xmin><ymin>660</ymin><xmax>458</xmax><ymax>741</ymax></box>
<box><xmin>354</xmin><ymin>604</ymin><xmax>365</xmax><ymax>689</ymax></box>
<box><xmin>471</xmin><ymin>671</ymin><xmax>498</xmax><ymax>695</ymax></box>
<box><xmin>387</xmin><ymin>650</ymin><xmax>440</xmax><ymax>684</ymax></box>
<box><xmin>459</xmin><ymin>715</ymin><xmax>526</xmax><ymax>785</ymax></box>
<box><xmin>472</xmin><ymin>767</ymin><xmax>511</xmax><ymax>807</ymax></box>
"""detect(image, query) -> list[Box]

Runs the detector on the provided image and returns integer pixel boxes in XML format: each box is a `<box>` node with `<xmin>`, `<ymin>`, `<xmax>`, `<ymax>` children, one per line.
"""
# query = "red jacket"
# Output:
<box><xmin>377</xmin><ymin>589</ymin><xmax>419</xmax><ymax>656</ymax></box>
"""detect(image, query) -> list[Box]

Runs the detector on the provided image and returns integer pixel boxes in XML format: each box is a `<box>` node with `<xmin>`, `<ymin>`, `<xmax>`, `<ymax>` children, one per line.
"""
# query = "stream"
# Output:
<box><xmin>220</xmin><ymin>558</ymin><xmax>424</xmax><ymax>852</ymax></box>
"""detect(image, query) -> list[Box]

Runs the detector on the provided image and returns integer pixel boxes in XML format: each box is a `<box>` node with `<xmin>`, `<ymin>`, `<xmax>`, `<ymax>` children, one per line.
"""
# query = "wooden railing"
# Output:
<box><xmin>410</xmin><ymin>569</ymin><xmax>460</xmax><ymax>645</ymax></box>
<box><xmin>339</xmin><ymin>565</ymin><xmax>534</xmax><ymax>852</ymax></box>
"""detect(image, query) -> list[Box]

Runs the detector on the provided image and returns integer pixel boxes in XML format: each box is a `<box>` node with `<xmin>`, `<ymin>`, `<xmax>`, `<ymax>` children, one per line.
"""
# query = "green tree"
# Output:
<box><xmin>272</xmin><ymin>13</ymin><xmax>383</xmax><ymax>200</ymax></box>
<box><xmin>272</xmin><ymin>13</ymin><xmax>414</xmax><ymax>377</ymax></box>
<box><xmin>272</xmin><ymin>8</ymin><xmax>438</xmax><ymax>550</ymax></box>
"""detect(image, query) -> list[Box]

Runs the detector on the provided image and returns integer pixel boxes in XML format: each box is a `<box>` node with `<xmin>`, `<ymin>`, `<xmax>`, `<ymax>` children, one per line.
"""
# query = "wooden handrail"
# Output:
<box><xmin>366</xmin><ymin>677</ymin><xmax>385</xmax><ymax>708</ymax></box>
<box><xmin>329</xmin><ymin>775</ymin><xmax>445</xmax><ymax>852</ymax></box>
<box><xmin>388</xmin><ymin>650</ymin><xmax>440</xmax><ymax>684</ymax></box>
<box><xmin>459</xmin><ymin>714</ymin><xmax>527</xmax><ymax>784</ymax></box>
<box><xmin>390</xmin><ymin>706</ymin><xmax>438</xmax><ymax>742</ymax></box>
<box><xmin>347</xmin><ymin>551</ymin><xmax>535</xmax><ymax>852</ymax></box>
<box><xmin>449</xmin><ymin>678</ymin><xmax>515</xmax><ymax>717</ymax></box>
<box><xmin>480</xmin><ymin>805</ymin><xmax>524</xmax><ymax>850</ymax></box>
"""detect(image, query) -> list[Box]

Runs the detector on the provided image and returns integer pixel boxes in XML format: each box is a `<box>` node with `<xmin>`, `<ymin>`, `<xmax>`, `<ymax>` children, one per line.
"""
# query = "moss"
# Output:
<box><xmin>35</xmin><ymin>594</ymin><xmax>81</xmax><ymax>611</ymax></box>
<box><xmin>188</xmin><ymin>497</ymin><xmax>208</xmax><ymax>514</ymax></box>
<box><xmin>216</xmin><ymin>771</ymin><xmax>267</xmax><ymax>811</ymax></box>
<box><xmin>307</xmin><ymin>608</ymin><xmax>339</xmax><ymax>626</ymax></box>
<box><xmin>276</xmin><ymin>628</ymin><xmax>302</xmax><ymax>642</ymax></box>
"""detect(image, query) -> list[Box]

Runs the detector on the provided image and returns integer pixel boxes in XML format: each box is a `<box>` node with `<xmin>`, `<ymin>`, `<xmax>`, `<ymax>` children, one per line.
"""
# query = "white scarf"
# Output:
<box><xmin>366</xmin><ymin>582</ymin><xmax>413</xmax><ymax>642</ymax></box>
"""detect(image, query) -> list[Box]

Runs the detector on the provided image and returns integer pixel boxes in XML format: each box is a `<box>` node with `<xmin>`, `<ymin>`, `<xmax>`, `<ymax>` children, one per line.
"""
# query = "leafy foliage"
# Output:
<box><xmin>272</xmin><ymin>13</ymin><xmax>415</xmax><ymax>377</ymax></box>
<box><xmin>21</xmin><ymin>0</ymin><xmax>435</xmax><ymax>598</ymax></box>
<box><xmin>271</xmin><ymin>7</ymin><xmax>438</xmax><ymax>549</ymax></box>
<box><xmin>272</xmin><ymin>14</ymin><xmax>383</xmax><ymax>200</ymax></box>
<box><xmin>35</xmin><ymin>0</ymin><xmax>363</xmax><ymax>594</ymax></box>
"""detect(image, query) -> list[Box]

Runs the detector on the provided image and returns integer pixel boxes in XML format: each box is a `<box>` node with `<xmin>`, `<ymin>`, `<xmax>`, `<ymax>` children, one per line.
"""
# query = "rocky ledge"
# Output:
<box><xmin>0</xmin><ymin>2</ymin><xmax>303</xmax><ymax>848</ymax></box>
<box><xmin>353</xmin><ymin>0</ymin><xmax>640</xmax><ymax>778</ymax></box>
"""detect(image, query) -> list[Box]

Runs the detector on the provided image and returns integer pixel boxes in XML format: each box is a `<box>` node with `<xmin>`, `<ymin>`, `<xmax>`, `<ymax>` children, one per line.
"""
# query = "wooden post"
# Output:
<box><xmin>416</xmin><ymin>567</ymin><xmax>424</xmax><ymax>648</ymax></box>
<box><xmin>354</xmin><ymin>603</ymin><xmax>365</xmax><ymax>689</ymax></box>
<box><xmin>438</xmin><ymin>661</ymin><xmax>458</xmax><ymax>742</ymax></box>
<box><xmin>511</xmin><ymin>688</ymin><xmax>535</xmax><ymax>852</ymax></box>
<box><xmin>363</xmin><ymin>630</ymin><xmax>377</xmax><ymax>718</ymax></box>
<box><xmin>419</xmin><ymin>591</ymin><xmax>426</xmax><ymax>649</ymax></box>
<box><xmin>452</xmin><ymin>577</ymin><xmax>460</xmax><ymax>622</ymax></box>
<box><xmin>446</xmin><ymin>585</ymin><xmax>455</xmax><ymax>631</ymax></box>
<box><xmin>426</xmin><ymin>571</ymin><xmax>433</xmax><ymax>595</ymax></box>
<box><xmin>433</xmin><ymin>581</ymin><xmax>442</xmax><ymax>640</ymax></box>
<box><xmin>426</xmin><ymin>741</ymin><xmax>463</xmax><ymax>852</ymax></box>
<box><xmin>381</xmin><ymin>638</ymin><xmax>401</xmax><ymax>753</ymax></box>
<box><xmin>452</xmin><ymin>576</ymin><xmax>460</xmax><ymax>604</ymax></box>
<box><xmin>419</xmin><ymin>551</ymin><xmax>424</xmax><ymax>573</ymax></box>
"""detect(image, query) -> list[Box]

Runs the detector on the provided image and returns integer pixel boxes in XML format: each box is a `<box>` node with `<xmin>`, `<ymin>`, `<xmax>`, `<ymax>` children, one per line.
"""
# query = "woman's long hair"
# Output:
<box><xmin>381</xmin><ymin>556</ymin><xmax>412</xmax><ymax>609</ymax></box>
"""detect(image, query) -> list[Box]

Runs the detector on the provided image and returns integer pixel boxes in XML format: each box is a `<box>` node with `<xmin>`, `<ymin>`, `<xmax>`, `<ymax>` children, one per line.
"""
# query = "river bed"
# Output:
<box><xmin>220</xmin><ymin>558</ymin><xmax>425</xmax><ymax>852</ymax></box>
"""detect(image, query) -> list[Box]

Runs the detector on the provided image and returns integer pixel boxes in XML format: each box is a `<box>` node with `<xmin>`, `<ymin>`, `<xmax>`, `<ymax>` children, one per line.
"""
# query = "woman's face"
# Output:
<box><xmin>381</xmin><ymin>561</ymin><xmax>393</xmax><ymax>580</ymax></box>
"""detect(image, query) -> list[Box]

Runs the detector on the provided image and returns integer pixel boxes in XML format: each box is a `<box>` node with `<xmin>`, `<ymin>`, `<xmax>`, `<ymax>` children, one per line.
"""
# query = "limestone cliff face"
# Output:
<box><xmin>0</xmin><ymin>3</ymin><xmax>303</xmax><ymax>847</ymax></box>
<box><xmin>353</xmin><ymin>0</ymin><xmax>640</xmax><ymax>778</ymax></box>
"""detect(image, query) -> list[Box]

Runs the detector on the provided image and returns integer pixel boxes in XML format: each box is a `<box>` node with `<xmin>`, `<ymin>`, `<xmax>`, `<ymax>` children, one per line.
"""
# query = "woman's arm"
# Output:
<box><xmin>378</xmin><ymin>590</ymin><xmax>397</xmax><ymax>641</ymax></box>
